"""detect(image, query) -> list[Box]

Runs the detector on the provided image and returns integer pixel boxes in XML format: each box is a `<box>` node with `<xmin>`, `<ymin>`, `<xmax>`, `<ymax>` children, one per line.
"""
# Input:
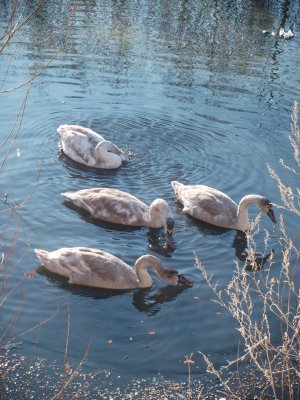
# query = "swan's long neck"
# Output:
<box><xmin>134</xmin><ymin>255</ymin><xmax>166</xmax><ymax>288</ymax></box>
<box><xmin>237</xmin><ymin>195</ymin><xmax>263</xmax><ymax>231</ymax></box>
<box><xmin>96</xmin><ymin>141</ymin><xmax>122</xmax><ymax>168</ymax></box>
<box><xmin>149</xmin><ymin>199</ymin><xmax>173</xmax><ymax>229</ymax></box>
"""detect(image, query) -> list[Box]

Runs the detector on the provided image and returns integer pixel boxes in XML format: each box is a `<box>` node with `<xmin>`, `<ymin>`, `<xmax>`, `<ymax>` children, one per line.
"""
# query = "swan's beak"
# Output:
<box><xmin>176</xmin><ymin>274</ymin><xmax>193</xmax><ymax>287</ymax></box>
<box><xmin>267</xmin><ymin>208</ymin><xmax>276</xmax><ymax>223</ymax></box>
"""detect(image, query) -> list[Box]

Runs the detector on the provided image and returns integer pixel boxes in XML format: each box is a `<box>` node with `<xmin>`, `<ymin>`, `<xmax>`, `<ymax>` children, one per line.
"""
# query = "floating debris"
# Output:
<box><xmin>262</xmin><ymin>30</ymin><xmax>270</xmax><ymax>35</ymax></box>
<box><xmin>264</xmin><ymin>28</ymin><xmax>295</xmax><ymax>39</ymax></box>
<box><xmin>278</xmin><ymin>28</ymin><xmax>294</xmax><ymax>39</ymax></box>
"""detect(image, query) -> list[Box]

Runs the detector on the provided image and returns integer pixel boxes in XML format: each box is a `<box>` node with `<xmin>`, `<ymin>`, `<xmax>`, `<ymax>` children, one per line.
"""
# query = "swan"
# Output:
<box><xmin>61</xmin><ymin>187</ymin><xmax>175</xmax><ymax>239</ymax></box>
<box><xmin>57</xmin><ymin>124</ymin><xmax>128</xmax><ymax>169</ymax></box>
<box><xmin>171</xmin><ymin>181</ymin><xmax>276</xmax><ymax>231</ymax></box>
<box><xmin>34</xmin><ymin>247</ymin><xmax>192</xmax><ymax>289</ymax></box>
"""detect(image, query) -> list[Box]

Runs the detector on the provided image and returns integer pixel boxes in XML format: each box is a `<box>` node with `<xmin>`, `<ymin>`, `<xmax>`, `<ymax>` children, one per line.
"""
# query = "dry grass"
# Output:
<box><xmin>196</xmin><ymin>101</ymin><xmax>300</xmax><ymax>400</ymax></box>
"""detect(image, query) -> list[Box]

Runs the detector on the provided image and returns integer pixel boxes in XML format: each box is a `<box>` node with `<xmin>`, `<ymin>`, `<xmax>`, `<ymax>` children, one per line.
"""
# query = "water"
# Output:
<box><xmin>0</xmin><ymin>0</ymin><xmax>299</xmax><ymax>389</ymax></box>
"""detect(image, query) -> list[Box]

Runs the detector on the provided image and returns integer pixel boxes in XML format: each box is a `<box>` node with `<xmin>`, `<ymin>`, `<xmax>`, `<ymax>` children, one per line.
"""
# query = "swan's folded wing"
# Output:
<box><xmin>182</xmin><ymin>189</ymin><xmax>238</xmax><ymax>227</ymax></box>
<box><xmin>64</xmin><ymin>188</ymin><xmax>150</xmax><ymax>226</ymax></box>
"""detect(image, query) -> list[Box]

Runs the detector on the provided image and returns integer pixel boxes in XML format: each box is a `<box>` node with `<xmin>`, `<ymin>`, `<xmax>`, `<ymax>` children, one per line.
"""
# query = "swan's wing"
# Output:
<box><xmin>60</xmin><ymin>131</ymin><xmax>103</xmax><ymax>166</ymax></box>
<box><xmin>58</xmin><ymin>125</ymin><xmax>105</xmax><ymax>141</ymax></box>
<box><xmin>178</xmin><ymin>185</ymin><xmax>238</xmax><ymax>227</ymax></box>
<box><xmin>62</xmin><ymin>188</ymin><xmax>150</xmax><ymax>226</ymax></box>
<box><xmin>58</xmin><ymin>125</ymin><xmax>106</xmax><ymax>167</ymax></box>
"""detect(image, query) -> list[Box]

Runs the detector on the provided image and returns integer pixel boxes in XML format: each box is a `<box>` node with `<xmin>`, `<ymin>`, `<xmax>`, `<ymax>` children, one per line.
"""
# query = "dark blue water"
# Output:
<box><xmin>0</xmin><ymin>0</ymin><xmax>299</xmax><ymax>388</ymax></box>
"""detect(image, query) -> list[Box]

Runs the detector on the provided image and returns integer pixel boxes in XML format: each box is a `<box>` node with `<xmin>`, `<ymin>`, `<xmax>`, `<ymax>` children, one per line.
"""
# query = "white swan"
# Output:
<box><xmin>171</xmin><ymin>181</ymin><xmax>276</xmax><ymax>231</ymax></box>
<box><xmin>61</xmin><ymin>187</ymin><xmax>175</xmax><ymax>237</ymax></box>
<box><xmin>57</xmin><ymin>124</ymin><xmax>128</xmax><ymax>169</ymax></box>
<box><xmin>35</xmin><ymin>247</ymin><xmax>192</xmax><ymax>289</ymax></box>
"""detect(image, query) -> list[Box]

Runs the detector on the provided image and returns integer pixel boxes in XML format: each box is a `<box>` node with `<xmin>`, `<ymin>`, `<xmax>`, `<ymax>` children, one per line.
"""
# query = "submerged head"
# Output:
<box><xmin>150</xmin><ymin>199</ymin><xmax>175</xmax><ymax>232</ymax></box>
<box><xmin>166</xmin><ymin>216</ymin><xmax>175</xmax><ymax>238</ymax></box>
<box><xmin>164</xmin><ymin>268</ymin><xmax>193</xmax><ymax>287</ymax></box>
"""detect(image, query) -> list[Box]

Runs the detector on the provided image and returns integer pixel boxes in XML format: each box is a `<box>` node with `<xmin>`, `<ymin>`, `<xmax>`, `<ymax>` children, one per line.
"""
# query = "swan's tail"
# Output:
<box><xmin>171</xmin><ymin>181</ymin><xmax>184</xmax><ymax>195</ymax></box>
<box><xmin>35</xmin><ymin>249</ymin><xmax>49</xmax><ymax>265</ymax></box>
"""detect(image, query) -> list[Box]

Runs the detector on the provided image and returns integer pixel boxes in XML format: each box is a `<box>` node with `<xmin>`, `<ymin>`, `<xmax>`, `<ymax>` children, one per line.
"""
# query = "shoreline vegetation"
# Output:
<box><xmin>1</xmin><ymin>2</ymin><xmax>299</xmax><ymax>399</ymax></box>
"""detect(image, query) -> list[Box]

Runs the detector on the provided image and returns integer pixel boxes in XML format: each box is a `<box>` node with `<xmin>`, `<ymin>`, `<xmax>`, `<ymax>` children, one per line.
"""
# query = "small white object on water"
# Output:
<box><xmin>278</xmin><ymin>28</ymin><xmax>294</xmax><ymax>39</ymax></box>
<box><xmin>17</xmin><ymin>148</ymin><xmax>20</xmax><ymax>157</ymax></box>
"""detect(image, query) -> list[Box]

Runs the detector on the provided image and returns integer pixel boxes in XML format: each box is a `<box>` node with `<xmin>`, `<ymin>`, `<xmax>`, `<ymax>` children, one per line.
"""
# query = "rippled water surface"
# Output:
<box><xmin>0</xmin><ymin>0</ymin><xmax>300</xmax><ymax>389</ymax></box>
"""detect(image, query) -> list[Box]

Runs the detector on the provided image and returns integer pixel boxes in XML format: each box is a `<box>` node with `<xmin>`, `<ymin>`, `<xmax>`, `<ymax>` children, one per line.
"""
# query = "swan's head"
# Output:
<box><xmin>258</xmin><ymin>198</ymin><xmax>276</xmax><ymax>223</ymax></box>
<box><xmin>164</xmin><ymin>268</ymin><xmax>193</xmax><ymax>287</ymax></box>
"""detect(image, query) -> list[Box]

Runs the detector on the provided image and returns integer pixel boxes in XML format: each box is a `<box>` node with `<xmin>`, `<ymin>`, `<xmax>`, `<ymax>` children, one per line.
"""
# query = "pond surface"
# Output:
<box><xmin>0</xmin><ymin>0</ymin><xmax>299</xmax><ymax>389</ymax></box>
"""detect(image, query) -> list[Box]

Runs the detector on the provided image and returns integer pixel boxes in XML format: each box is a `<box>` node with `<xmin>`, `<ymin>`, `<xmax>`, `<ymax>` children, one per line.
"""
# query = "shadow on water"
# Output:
<box><xmin>174</xmin><ymin>200</ymin><xmax>274</xmax><ymax>270</ymax></box>
<box><xmin>232</xmin><ymin>230</ymin><xmax>249</xmax><ymax>261</ymax></box>
<box><xmin>147</xmin><ymin>228</ymin><xmax>175</xmax><ymax>259</ymax></box>
<box><xmin>232</xmin><ymin>231</ymin><xmax>275</xmax><ymax>271</ymax></box>
<box><xmin>37</xmin><ymin>266</ymin><xmax>189</xmax><ymax>314</ymax></box>
<box><xmin>132</xmin><ymin>284</ymin><xmax>189</xmax><ymax>316</ymax></box>
<box><xmin>63</xmin><ymin>201</ymin><xmax>175</xmax><ymax>258</ymax></box>
<box><xmin>62</xmin><ymin>200</ymin><xmax>141</xmax><ymax>232</ymax></box>
<box><xmin>58</xmin><ymin>151</ymin><xmax>124</xmax><ymax>179</ymax></box>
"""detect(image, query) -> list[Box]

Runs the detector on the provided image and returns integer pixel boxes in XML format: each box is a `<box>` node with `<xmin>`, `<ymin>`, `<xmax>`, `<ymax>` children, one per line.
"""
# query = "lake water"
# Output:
<box><xmin>0</xmin><ymin>0</ymin><xmax>299</xmax><ymax>394</ymax></box>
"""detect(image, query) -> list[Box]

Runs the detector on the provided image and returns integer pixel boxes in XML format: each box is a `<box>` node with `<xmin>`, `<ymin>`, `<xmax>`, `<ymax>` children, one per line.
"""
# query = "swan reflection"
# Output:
<box><xmin>233</xmin><ymin>231</ymin><xmax>275</xmax><ymax>271</ymax></box>
<box><xmin>132</xmin><ymin>284</ymin><xmax>189</xmax><ymax>316</ymax></box>
<box><xmin>38</xmin><ymin>266</ymin><xmax>189</xmax><ymax>313</ymax></box>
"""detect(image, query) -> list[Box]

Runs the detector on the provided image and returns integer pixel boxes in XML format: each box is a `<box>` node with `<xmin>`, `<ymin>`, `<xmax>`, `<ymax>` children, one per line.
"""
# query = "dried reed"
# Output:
<box><xmin>196</xmin><ymin>101</ymin><xmax>300</xmax><ymax>400</ymax></box>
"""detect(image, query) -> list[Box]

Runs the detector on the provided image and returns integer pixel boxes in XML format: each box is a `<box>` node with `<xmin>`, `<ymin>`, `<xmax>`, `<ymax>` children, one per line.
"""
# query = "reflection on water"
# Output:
<box><xmin>0</xmin><ymin>0</ymin><xmax>299</xmax><ymax>387</ymax></box>
<box><xmin>232</xmin><ymin>231</ymin><xmax>275</xmax><ymax>271</ymax></box>
<box><xmin>132</xmin><ymin>284</ymin><xmax>189</xmax><ymax>316</ymax></box>
<box><xmin>38</xmin><ymin>265</ymin><xmax>189</xmax><ymax>316</ymax></box>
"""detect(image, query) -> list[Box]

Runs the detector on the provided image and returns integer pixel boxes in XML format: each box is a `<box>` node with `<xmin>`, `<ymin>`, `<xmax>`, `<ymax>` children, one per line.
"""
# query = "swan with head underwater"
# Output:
<box><xmin>57</xmin><ymin>124</ymin><xmax>128</xmax><ymax>169</ymax></box>
<box><xmin>171</xmin><ymin>181</ymin><xmax>276</xmax><ymax>231</ymax></box>
<box><xmin>61</xmin><ymin>187</ymin><xmax>176</xmax><ymax>248</ymax></box>
<box><xmin>34</xmin><ymin>247</ymin><xmax>192</xmax><ymax>289</ymax></box>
